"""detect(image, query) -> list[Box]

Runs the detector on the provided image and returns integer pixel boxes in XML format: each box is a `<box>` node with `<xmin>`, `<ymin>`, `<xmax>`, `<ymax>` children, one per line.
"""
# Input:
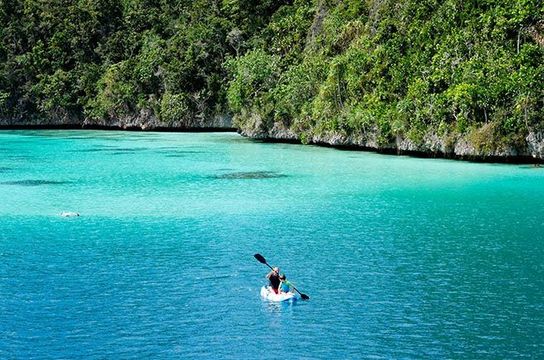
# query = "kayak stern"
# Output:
<box><xmin>260</xmin><ymin>286</ymin><xmax>297</xmax><ymax>302</ymax></box>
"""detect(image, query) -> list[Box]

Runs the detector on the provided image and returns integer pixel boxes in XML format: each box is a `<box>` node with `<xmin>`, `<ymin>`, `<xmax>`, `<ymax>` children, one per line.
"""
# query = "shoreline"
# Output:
<box><xmin>0</xmin><ymin>124</ymin><xmax>237</xmax><ymax>132</ymax></box>
<box><xmin>2</xmin><ymin>125</ymin><xmax>543</xmax><ymax>165</ymax></box>
<box><xmin>250</xmin><ymin>136</ymin><xmax>544</xmax><ymax>165</ymax></box>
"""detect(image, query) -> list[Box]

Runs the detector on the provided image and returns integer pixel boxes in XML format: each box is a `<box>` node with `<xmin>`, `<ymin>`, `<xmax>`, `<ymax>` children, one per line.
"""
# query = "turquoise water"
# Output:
<box><xmin>1</xmin><ymin>130</ymin><xmax>543</xmax><ymax>359</ymax></box>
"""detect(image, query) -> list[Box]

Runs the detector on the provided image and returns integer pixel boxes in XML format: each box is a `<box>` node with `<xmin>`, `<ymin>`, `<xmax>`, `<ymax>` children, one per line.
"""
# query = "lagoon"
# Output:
<box><xmin>0</xmin><ymin>130</ymin><xmax>543</xmax><ymax>359</ymax></box>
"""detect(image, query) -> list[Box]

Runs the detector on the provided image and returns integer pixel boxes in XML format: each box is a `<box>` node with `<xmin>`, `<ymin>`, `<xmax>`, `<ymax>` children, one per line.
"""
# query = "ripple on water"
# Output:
<box><xmin>73</xmin><ymin>147</ymin><xmax>149</xmax><ymax>153</ymax></box>
<box><xmin>1</xmin><ymin>131</ymin><xmax>543</xmax><ymax>359</ymax></box>
<box><xmin>71</xmin><ymin>147</ymin><xmax>117</xmax><ymax>152</ymax></box>
<box><xmin>211</xmin><ymin>171</ymin><xmax>288</xmax><ymax>180</ymax></box>
<box><xmin>1</xmin><ymin>180</ymin><xmax>70</xmax><ymax>186</ymax></box>
<box><xmin>163</xmin><ymin>154</ymin><xmax>186</xmax><ymax>158</ymax></box>
<box><xmin>109</xmin><ymin>148</ymin><xmax>149</xmax><ymax>152</ymax></box>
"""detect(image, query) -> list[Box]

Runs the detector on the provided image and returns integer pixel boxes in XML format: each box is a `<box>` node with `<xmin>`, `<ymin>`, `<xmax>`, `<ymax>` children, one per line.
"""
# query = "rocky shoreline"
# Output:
<box><xmin>0</xmin><ymin>112</ymin><xmax>235</xmax><ymax>131</ymax></box>
<box><xmin>1</xmin><ymin>116</ymin><xmax>543</xmax><ymax>163</ymax></box>
<box><xmin>238</xmin><ymin>121</ymin><xmax>544</xmax><ymax>164</ymax></box>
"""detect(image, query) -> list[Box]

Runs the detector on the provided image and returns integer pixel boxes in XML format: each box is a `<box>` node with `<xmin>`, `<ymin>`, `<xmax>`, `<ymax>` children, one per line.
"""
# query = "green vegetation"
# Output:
<box><xmin>0</xmin><ymin>0</ymin><xmax>289</xmax><ymax>124</ymax></box>
<box><xmin>1</xmin><ymin>0</ymin><xmax>543</xmax><ymax>153</ymax></box>
<box><xmin>228</xmin><ymin>0</ymin><xmax>544</xmax><ymax>153</ymax></box>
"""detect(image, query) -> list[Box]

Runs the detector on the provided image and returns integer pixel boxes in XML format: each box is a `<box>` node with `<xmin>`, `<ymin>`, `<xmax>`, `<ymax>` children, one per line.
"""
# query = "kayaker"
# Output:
<box><xmin>278</xmin><ymin>274</ymin><xmax>293</xmax><ymax>294</ymax></box>
<box><xmin>266</xmin><ymin>267</ymin><xmax>281</xmax><ymax>294</ymax></box>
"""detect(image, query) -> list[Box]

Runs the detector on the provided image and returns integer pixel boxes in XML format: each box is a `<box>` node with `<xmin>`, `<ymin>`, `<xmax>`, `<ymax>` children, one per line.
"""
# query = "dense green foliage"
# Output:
<box><xmin>1</xmin><ymin>0</ymin><xmax>543</xmax><ymax>151</ymax></box>
<box><xmin>0</xmin><ymin>0</ymin><xmax>289</xmax><ymax>123</ymax></box>
<box><xmin>228</xmin><ymin>0</ymin><xmax>544</xmax><ymax>151</ymax></box>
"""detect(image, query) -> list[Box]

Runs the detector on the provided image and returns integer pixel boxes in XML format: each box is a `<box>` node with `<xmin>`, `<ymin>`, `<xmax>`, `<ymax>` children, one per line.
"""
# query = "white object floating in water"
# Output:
<box><xmin>60</xmin><ymin>211</ymin><xmax>80</xmax><ymax>217</ymax></box>
<box><xmin>260</xmin><ymin>286</ymin><xmax>297</xmax><ymax>302</ymax></box>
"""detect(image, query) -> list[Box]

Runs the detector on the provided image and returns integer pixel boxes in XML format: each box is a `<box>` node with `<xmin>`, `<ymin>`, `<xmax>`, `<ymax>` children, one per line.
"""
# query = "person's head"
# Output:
<box><xmin>273</xmin><ymin>267</ymin><xmax>279</xmax><ymax>273</ymax></box>
<box><xmin>280</xmin><ymin>274</ymin><xmax>286</xmax><ymax>280</ymax></box>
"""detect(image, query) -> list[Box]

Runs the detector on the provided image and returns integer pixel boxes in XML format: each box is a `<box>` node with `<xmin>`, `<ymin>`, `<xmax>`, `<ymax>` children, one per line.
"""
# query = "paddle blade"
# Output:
<box><xmin>253</xmin><ymin>253</ymin><xmax>267</xmax><ymax>264</ymax></box>
<box><xmin>301</xmin><ymin>293</ymin><xmax>310</xmax><ymax>300</ymax></box>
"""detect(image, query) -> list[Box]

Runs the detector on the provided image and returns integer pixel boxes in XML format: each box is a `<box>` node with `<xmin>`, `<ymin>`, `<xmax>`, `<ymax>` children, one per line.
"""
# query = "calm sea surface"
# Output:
<box><xmin>0</xmin><ymin>130</ymin><xmax>542</xmax><ymax>359</ymax></box>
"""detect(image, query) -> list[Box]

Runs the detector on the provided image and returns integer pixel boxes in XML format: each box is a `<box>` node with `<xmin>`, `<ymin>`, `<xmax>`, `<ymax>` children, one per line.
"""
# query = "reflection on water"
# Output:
<box><xmin>261</xmin><ymin>297</ymin><xmax>299</xmax><ymax>314</ymax></box>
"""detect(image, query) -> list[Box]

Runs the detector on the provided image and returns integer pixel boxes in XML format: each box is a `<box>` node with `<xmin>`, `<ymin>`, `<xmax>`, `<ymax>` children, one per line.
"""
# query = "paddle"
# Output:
<box><xmin>254</xmin><ymin>253</ymin><xmax>309</xmax><ymax>300</ymax></box>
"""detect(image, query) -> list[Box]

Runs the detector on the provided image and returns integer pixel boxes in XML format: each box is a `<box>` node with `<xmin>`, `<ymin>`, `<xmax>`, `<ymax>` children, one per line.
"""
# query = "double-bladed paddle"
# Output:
<box><xmin>254</xmin><ymin>253</ymin><xmax>309</xmax><ymax>300</ymax></box>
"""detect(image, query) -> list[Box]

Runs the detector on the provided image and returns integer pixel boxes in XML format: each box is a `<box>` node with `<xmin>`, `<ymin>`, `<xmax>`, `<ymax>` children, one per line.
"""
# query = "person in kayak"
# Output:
<box><xmin>266</xmin><ymin>267</ymin><xmax>281</xmax><ymax>294</ymax></box>
<box><xmin>278</xmin><ymin>274</ymin><xmax>293</xmax><ymax>294</ymax></box>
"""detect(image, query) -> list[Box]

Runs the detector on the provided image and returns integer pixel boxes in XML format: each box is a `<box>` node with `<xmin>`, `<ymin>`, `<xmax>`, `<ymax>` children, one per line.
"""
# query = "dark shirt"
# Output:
<box><xmin>268</xmin><ymin>273</ymin><xmax>280</xmax><ymax>290</ymax></box>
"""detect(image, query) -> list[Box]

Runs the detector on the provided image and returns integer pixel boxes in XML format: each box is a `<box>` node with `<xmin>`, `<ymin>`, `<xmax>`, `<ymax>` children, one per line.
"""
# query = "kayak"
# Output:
<box><xmin>260</xmin><ymin>286</ymin><xmax>297</xmax><ymax>302</ymax></box>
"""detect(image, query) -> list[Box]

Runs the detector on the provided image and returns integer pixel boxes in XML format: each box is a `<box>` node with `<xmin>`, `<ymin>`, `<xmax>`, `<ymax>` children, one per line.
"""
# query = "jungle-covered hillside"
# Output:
<box><xmin>1</xmin><ymin>0</ymin><xmax>543</xmax><ymax>157</ymax></box>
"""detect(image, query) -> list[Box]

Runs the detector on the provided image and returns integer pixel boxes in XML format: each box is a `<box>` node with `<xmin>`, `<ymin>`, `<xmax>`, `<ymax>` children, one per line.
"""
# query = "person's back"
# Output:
<box><xmin>278</xmin><ymin>274</ymin><xmax>292</xmax><ymax>293</ymax></box>
<box><xmin>266</xmin><ymin>267</ymin><xmax>281</xmax><ymax>294</ymax></box>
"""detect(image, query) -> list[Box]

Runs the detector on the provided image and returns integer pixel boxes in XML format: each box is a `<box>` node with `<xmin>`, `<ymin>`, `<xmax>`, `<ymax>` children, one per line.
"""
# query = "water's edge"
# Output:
<box><xmin>0</xmin><ymin>123</ymin><xmax>237</xmax><ymax>132</ymax></box>
<box><xmin>238</xmin><ymin>122</ymin><xmax>544</xmax><ymax>163</ymax></box>
<box><xmin>1</xmin><ymin>119</ymin><xmax>543</xmax><ymax>164</ymax></box>
<box><xmin>254</xmin><ymin>136</ymin><xmax>544</xmax><ymax>165</ymax></box>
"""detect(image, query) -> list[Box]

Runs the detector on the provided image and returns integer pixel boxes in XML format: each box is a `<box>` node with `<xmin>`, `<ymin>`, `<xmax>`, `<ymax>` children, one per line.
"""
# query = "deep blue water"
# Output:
<box><xmin>0</xmin><ymin>130</ymin><xmax>543</xmax><ymax>359</ymax></box>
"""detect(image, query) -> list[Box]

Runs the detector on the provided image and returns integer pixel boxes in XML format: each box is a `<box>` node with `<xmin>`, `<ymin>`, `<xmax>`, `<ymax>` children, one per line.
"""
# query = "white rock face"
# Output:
<box><xmin>527</xmin><ymin>132</ymin><xmax>544</xmax><ymax>159</ymax></box>
<box><xmin>1</xmin><ymin>112</ymin><xmax>234</xmax><ymax>130</ymax></box>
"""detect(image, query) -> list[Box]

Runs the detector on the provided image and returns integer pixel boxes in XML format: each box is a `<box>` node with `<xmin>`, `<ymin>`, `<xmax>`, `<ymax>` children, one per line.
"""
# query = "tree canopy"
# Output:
<box><xmin>1</xmin><ymin>0</ymin><xmax>542</xmax><ymax>153</ymax></box>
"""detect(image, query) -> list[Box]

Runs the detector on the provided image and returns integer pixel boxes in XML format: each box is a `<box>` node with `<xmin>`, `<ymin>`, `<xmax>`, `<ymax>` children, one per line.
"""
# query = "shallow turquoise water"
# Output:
<box><xmin>1</xmin><ymin>130</ymin><xmax>543</xmax><ymax>359</ymax></box>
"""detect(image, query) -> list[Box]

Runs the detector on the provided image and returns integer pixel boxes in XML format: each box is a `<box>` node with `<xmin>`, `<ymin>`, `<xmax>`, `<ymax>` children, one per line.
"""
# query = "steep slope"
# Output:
<box><xmin>228</xmin><ymin>0</ymin><xmax>544</xmax><ymax>160</ymax></box>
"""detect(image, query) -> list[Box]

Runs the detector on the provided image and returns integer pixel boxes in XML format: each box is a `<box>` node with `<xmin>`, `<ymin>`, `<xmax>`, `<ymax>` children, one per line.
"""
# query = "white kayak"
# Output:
<box><xmin>260</xmin><ymin>286</ymin><xmax>297</xmax><ymax>302</ymax></box>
